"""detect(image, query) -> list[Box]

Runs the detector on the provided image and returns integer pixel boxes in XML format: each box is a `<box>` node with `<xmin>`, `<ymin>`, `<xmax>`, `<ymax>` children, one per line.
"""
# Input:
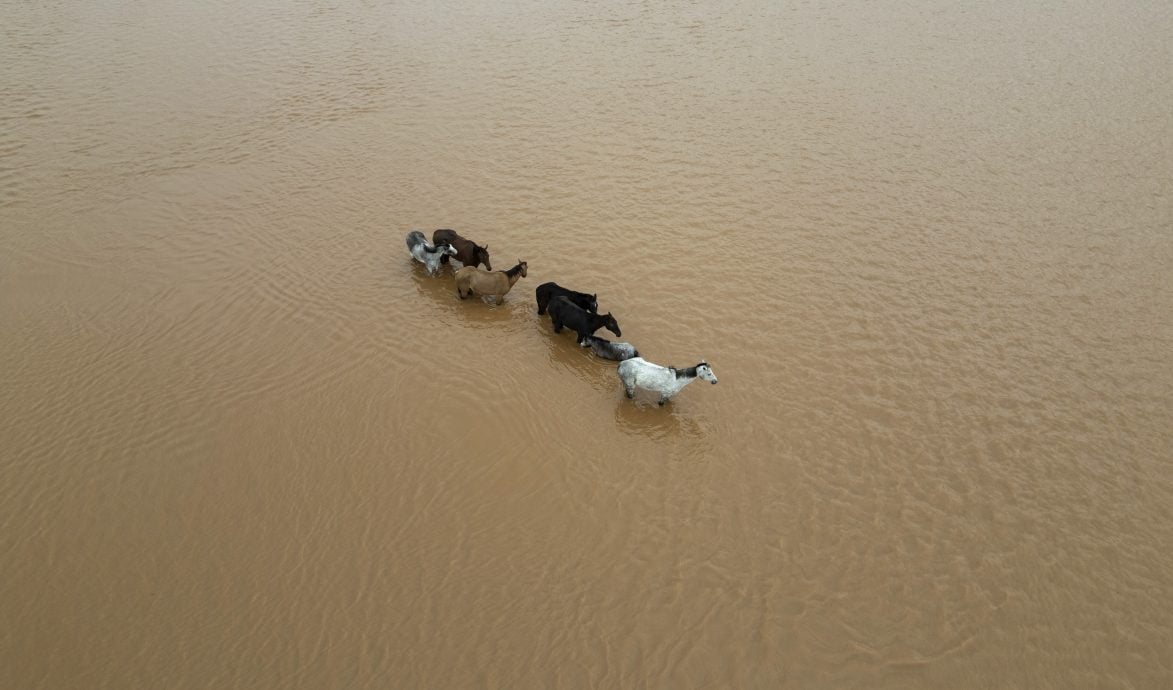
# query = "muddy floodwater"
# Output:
<box><xmin>2</xmin><ymin>0</ymin><xmax>1171</xmax><ymax>687</ymax></box>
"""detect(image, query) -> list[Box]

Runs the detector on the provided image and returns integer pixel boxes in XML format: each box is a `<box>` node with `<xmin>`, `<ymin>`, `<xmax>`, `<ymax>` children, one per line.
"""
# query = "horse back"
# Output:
<box><xmin>618</xmin><ymin>357</ymin><xmax>658</xmax><ymax>381</ymax></box>
<box><xmin>548</xmin><ymin>296</ymin><xmax>594</xmax><ymax>331</ymax></box>
<box><xmin>586</xmin><ymin>335</ymin><xmax>615</xmax><ymax>359</ymax></box>
<box><xmin>433</xmin><ymin>229</ymin><xmax>465</xmax><ymax>251</ymax></box>
<box><xmin>547</xmin><ymin>294</ymin><xmax>581</xmax><ymax>318</ymax></box>
<box><xmin>458</xmin><ymin>266</ymin><xmax>505</xmax><ymax>293</ymax></box>
<box><xmin>454</xmin><ymin>265</ymin><xmax>477</xmax><ymax>287</ymax></box>
<box><xmin>537</xmin><ymin>282</ymin><xmax>593</xmax><ymax>313</ymax></box>
<box><xmin>432</xmin><ymin>228</ymin><xmax>461</xmax><ymax>246</ymax></box>
<box><xmin>435</xmin><ymin>229</ymin><xmax>486</xmax><ymax>267</ymax></box>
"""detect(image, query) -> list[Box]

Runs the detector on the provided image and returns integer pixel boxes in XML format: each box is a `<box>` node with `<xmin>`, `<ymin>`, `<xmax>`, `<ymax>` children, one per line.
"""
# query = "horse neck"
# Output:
<box><xmin>670</xmin><ymin>367</ymin><xmax>699</xmax><ymax>391</ymax></box>
<box><xmin>505</xmin><ymin>264</ymin><xmax>524</xmax><ymax>285</ymax></box>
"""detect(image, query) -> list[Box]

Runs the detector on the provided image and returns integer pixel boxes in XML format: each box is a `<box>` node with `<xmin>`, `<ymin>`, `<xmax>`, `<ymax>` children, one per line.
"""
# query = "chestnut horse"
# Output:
<box><xmin>433</xmin><ymin>229</ymin><xmax>491</xmax><ymax>270</ymax></box>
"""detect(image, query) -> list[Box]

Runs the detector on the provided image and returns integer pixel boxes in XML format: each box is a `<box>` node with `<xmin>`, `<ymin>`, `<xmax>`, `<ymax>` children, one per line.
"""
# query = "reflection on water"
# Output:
<box><xmin>2</xmin><ymin>0</ymin><xmax>1171</xmax><ymax>687</ymax></box>
<box><xmin>536</xmin><ymin>323</ymin><xmax>620</xmax><ymax>392</ymax></box>
<box><xmin>613</xmin><ymin>398</ymin><xmax>709</xmax><ymax>441</ymax></box>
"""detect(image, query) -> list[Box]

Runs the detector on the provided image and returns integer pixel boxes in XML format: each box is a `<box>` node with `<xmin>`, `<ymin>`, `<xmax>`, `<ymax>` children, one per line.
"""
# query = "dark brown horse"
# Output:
<box><xmin>433</xmin><ymin>229</ymin><xmax>491</xmax><ymax>271</ymax></box>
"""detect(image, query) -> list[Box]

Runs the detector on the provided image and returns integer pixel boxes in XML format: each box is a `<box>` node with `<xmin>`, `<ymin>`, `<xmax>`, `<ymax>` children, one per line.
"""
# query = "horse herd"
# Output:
<box><xmin>406</xmin><ymin>229</ymin><xmax>718</xmax><ymax>405</ymax></box>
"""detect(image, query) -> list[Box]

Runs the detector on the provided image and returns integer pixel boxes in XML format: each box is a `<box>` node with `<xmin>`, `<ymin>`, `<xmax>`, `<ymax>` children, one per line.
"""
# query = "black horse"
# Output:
<box><xmin>535</xmin><ymin>282</ymin><xmax>597</xmax><ymax>315</ymax></box>
<box><xmin>547</xmin><ymin>296</ymin><xmax>620</xmax><ymax>345</ymax></box>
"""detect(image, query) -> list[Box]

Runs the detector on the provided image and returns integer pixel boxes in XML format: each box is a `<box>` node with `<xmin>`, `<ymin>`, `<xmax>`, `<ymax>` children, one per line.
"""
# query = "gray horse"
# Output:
<box><xmin>406</xmin><ymin>230</ymin><xmax>457</xmax><ymax>275</ymax></box>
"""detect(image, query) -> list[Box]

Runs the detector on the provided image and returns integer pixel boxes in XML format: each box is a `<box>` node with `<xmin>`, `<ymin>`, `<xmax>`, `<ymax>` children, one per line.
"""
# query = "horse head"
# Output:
<box><xmin>589</xmin><ymin>294</ymin><xmax>599</xmax><ymax>313</ymax></box>
<box><xmin>696</xmin><ymin>361</ymin><xmax>718</xmax><ymax>385</ymax></box>
<box><xmin>440</xmin><ymin>241</ymin><xmax>458</xmax><ymax>256</ymax></box>
<box><xmin>603</xmin><ymin>313</ymin><xmax>621</xmax><ymax>338</ymax></box>
<box><xmin>517</xmin><ymin>259</ymin><xmax>528</xmax><ymax>278</ymax></box>
<box><xmin>476</xmin><ymin>244</ymin><xmax>491</xmax><ymax>271</ymax></box>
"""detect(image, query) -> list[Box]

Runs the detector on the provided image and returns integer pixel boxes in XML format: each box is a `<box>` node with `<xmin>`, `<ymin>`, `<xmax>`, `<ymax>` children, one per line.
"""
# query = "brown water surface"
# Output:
<box><xmin>2</xmin><ymin>0</ymin><xmax>1172</xmax><ymax>687</ymax></box>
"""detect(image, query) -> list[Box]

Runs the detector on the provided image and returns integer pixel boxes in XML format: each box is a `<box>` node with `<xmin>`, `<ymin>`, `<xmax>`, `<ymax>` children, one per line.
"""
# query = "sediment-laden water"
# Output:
<box><xmin>2</xmin><ymin>0</ymin><xmax>1171</xmax><ymax>687</ymax></box>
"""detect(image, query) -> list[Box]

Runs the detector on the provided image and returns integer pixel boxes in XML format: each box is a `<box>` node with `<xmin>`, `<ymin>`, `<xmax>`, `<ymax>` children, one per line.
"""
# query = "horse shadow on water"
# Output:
<box><xmin>612</xmin><ymin>395</ymin><xmax>709</xmax><ymax>440</ymax></box>
<box><xmin>537</xmin><ymin>324</ymin><xmax>621</xmax><ymax>390</ymax></box>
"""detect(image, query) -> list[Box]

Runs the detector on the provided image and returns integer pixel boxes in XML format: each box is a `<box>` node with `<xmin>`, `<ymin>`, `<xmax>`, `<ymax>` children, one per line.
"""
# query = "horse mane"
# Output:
<box><xmin>673</xmin><ymin>365</ymin><xmax>698</xmax><ymax>379</ymax></box>
<box><xmin>505</xmin><ymin>262</ymin><xmax>525</xmax><ymax>278</ymax></box>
